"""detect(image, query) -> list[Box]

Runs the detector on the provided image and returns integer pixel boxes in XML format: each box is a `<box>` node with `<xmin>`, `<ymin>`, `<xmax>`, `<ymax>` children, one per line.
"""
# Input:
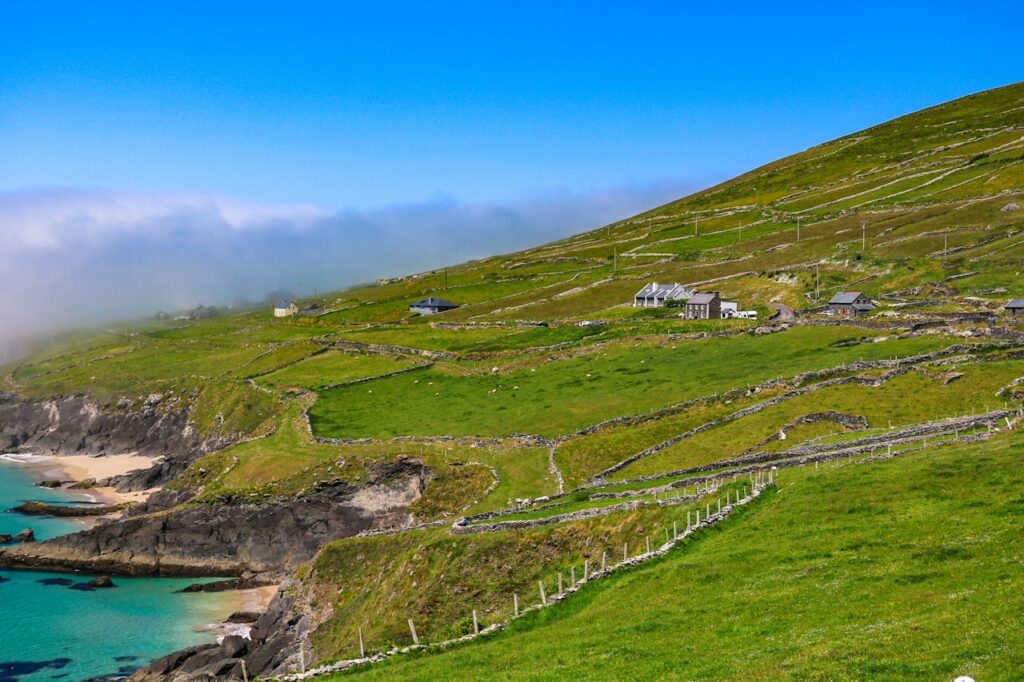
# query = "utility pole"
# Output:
<box><xmin>861</xmin><ymin>221</ymin><xmax>866</xmax><ymax>253</ymax></box>
<box><xmin>694</xmin><ymin>214</ymin><xmax>698</xmax><ymax>237</ymax></box>
<box><xmin>613</xmin><ymin>246</ymin><xmax>617</xmax><ymax>273</ymax></box>
<box><xmin>944</xmin><ymin>233</ymin><xmax>948</xmax><ymax>256</ymax></box>
<box><xmin>444</xmin><ymin>267</ymin><xmax>448</xmax><ymax>290</ymax></box>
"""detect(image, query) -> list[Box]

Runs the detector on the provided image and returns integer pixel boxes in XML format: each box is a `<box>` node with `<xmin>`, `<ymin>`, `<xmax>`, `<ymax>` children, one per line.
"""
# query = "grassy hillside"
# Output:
<box><xmin>332</xmin><ymin>433</ymin><xmax>1024</xmax><ymax>681</ymax></box>
<box><xmin>4</xmin><ymin>82</ymin><xmax>1024</xmax><ymax>678</ymax></box>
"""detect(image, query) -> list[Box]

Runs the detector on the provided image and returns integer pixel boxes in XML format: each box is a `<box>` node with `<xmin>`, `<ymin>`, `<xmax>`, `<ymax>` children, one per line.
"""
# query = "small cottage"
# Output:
<box><xmin>410</xmin><ymin>297</ymin><xmax>459</xmax><ymax>315</ymax></box>
<box><xmin>828</xmin><ymin>291</ymin><xmax>875</xmax><ymax>317</ymax></box>
<box><xmin>274</xmin><ymin>300</ymin><xmax>298</xmax><ymax>318</ymax></box>
<box><xmin>634</xmin><ymin>282</ymin><xmax>691</xmax><ymax>308</ymax></box>
<box><xmin>684</xmin><ymin>292</ymin><xmax>721</xmax><ymax>320</ymax></box>
<box><xmin>720</xmin><ymin>301</ymin><xmax>739</xmax><ymax>318</ymax></box>
<box><xmin>1005</xmin><ymin>299</ymin><xmax>1024</xmax><ymax>318</ymax></box>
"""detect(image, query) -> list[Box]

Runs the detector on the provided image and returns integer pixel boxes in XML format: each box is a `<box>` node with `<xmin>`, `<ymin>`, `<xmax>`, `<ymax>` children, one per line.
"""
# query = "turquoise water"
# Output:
<box><xmin>0</xmin><ymin>458</ymin><xmax>227</xmax><ymax>682</ymax></box>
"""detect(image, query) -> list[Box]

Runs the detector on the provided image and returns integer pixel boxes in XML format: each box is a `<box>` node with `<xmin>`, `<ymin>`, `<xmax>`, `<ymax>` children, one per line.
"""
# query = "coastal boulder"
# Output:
<box><xmin>87</xmin><ymin>575</ymin><xmax>116</xmax><ymax>588</ymax></box>
<box><xmin>0</xmin><ymin>534</ymin><xmax>12</xmax><ymax>544</ymax></box>
<box><xmin>14</xmin><ymin>528</ymin><xmax>35</xmax><ymax>543</ymax></box>
<box><xmin>219</xmin><ymin>635</ymin><xmax>248</xmax><ymax>659</ymax></box>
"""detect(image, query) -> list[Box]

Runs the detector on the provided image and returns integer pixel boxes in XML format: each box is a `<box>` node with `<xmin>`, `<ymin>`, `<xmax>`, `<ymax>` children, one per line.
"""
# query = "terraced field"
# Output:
<box><xmin>4</xmin><ymin>82</ymin><xmax>1024</xmax><ymax>679</ymax></box>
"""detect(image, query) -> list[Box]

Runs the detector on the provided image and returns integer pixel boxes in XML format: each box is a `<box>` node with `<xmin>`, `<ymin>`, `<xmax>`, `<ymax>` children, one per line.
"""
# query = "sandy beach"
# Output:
<box><xmin>56</xmin><ymin>453</ymin><xmax>161</xmax><ymax>504</ymax></box>
<box><xmin>2</xmin><ymin>451</ymin><xmax>160</xmax><ymax>505</ymax></box>
<box><xmin>200</xmin><ymin>584</ymin><xmax>281</xmax><ymax>641</ymax></box>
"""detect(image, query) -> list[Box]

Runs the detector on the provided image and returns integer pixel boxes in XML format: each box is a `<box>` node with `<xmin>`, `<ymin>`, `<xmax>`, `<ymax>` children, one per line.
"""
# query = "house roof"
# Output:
<box><xmin>275</xmin><ymin>300</ymin><xmax>294</xmax><ymax>308</ymax></box>
<box><xmin>635</xmin><ymin>282</ymin><xmax>686</xmax><ymax>298</ymax></box>
<box><xmin>687</xmin><ymin>293</ymin><xmax>719</xmax><ymax>305</ymax></box>
<box><xmin>1006</xmin><ymin>299</ymin><xmax>1024</xmax><ymax>309</ymax></box>
<box><xmin>852</xmin><ymin>303</ymin><xmax>876</xmax><ymax>312</ymax></box>
<box><xmin>412</xmin><ymin>297</ymin><xmax>458</xmax><ymax>308</ymax></box>
<box><xmin>829</xmin><ymin>291</ymin><xmax>866</xmax><ymax>305</ymax></box>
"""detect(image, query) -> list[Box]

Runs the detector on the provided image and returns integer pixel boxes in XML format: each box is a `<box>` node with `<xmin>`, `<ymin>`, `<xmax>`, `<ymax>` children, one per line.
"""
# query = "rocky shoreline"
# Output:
<box><xmin>0</xmin><ymin>393</ymin><xmax>436</xmax><ymax>681</ymax></box>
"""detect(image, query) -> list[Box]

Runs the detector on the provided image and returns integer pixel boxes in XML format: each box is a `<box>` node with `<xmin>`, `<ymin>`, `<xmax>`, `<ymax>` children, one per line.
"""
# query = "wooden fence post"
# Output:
<box><xmin>623</xmin><ymin>542</ymin><xmax>628</xmax><ymax>561</ymax></box>
<box><xmin>514</xmin><ymin>592</ymin><xmax>519</xmax><ymax>617</ymax></box>
<box><xmin>539</xmin><ymin>580</ymin><xmax>547</xmax><ymax>606</ymax></box>
<box><xmin>358</xmin><ymin>626</ymin><xmax>365</xmax><ymax>658</ymax></box>
<box><xmin>673</xmin><ymin>521</ymin><xmax>678</xmax><ymax>539</ymax></box>
<box><xmin>584</xmin><ymin>559</ymin><xmax>589</xmax><ymax>581</ymax></box>
<box><xmin>571</xmin><ymin>566</ymin><xmax>576</xmax><ymax>588</ymax></box>
<box><xmin>473</xmin><ymin>609</ymin><xmax>479</xmax><ymax>635</ymax></box>
<box><xmin>408</xmin><ymin>619</ymin><xmax>419</xmax><ymax>646</ymax></box>
<box><xmin>646</xmin><ymin>537</ymin><xmax>651</xmax><ymax>554</ymax></box>
<box><xmin>558</xmin><ymin>571</ymin><xmax>563</xmax><ymax>595</ymax></box>
<box><xmin>602</xmin><ymin>551</ymin><xmax>607</xmax><ymax>572</ymax></box>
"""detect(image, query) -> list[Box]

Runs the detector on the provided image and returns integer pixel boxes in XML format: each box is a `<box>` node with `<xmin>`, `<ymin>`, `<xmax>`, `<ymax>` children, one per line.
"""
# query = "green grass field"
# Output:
<box><xmin>332</xmin><ymin>432</ymin><xmax>1024</xmax><ymax>681</ymax></box>
<box><xmin>309</xmin><ymin>329</ymin><xmax>953</xmax><ymax>439</ymax></box>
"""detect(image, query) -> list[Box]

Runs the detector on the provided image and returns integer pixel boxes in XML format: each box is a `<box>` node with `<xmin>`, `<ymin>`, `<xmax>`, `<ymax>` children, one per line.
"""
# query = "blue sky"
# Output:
<box><xmin>0</xmin><ymin>1</ymin><xmax>1021</xmax><ymax>350</ymax></box>
<box><xmin>2</xmin><ymin>1</ymin><xmax>1021</xmax><ymax>208</ymax></box>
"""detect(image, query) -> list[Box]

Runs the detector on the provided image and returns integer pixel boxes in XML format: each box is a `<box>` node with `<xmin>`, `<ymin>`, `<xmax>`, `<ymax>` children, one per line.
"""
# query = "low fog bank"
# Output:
<box><xmin>0</xmin><ymin>182</ymin><xmax>692</xmax><ymax>361</ymax></box>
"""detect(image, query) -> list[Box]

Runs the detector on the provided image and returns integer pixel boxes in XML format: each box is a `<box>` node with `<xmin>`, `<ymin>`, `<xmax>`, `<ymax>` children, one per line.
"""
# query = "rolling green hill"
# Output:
<box><xmin>4</xmin><ymin>82</ymin><xmax>1024</xmax><ymax>680</ymax></box>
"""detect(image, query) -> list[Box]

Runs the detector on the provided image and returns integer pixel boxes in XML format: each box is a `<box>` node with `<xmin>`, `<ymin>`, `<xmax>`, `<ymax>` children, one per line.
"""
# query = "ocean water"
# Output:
<box><xmin>0</xmin><ymin>457</ymin><xmax>227</xmax><ymax>682</ymax></box>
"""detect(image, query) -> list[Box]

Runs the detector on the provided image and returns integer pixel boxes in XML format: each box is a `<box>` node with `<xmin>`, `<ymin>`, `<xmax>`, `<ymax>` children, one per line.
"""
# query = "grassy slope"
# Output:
<box><xmin>336</xmin><ymin>432</ymin><xmax>1024</xmax><ymax>681</ymax></box>
<box><xmin>309</xmin><ymin>329</ymin><xmax>951</xmax><ymax>439</ymax></box>
<box><xmin>0</xmin><ymin>82</ymin><xmax>1022</xmax><ymax>680</ymax></box>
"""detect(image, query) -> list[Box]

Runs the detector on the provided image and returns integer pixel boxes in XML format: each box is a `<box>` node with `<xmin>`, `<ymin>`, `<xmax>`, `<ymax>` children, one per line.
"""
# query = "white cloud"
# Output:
<box><xmin>0</xmin><ymin>182</ymin><xmax>692</xmax><ymax>358</ymax></box>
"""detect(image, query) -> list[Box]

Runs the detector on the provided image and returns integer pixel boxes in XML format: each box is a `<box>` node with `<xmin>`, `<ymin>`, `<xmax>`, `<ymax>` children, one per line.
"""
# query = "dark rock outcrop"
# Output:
<box><xmin>0</xmin><ymin>459</ymin><xmax>429</xmax><ymax>577</ymax></box>
<box><xmin>14</xmin><ymin>528</ymin><xmax>35</xmax><ymax>543</ymax></box>
<box><xmin>87</xmin><ymin>575</ymin><xmax>115</xmax><ymax>588</ymax></box>
<box><xmin>0</xmin><ymin>392</ymin><xmax>201</xmax><ymax>459</ymax></box>
<box><xmin>14</xmin><ymin>501</ymin><xmax>126</xmax><ymax>517</ymax></box>
<box><xmin>0</xmin><ymin>391</ymin><xmax>223</xmax><ymax>493</ymax></box>
<box><xmin>130</xmin><ymin>588</ymin><xmax>300</xmax><ymax>681</ymax></box>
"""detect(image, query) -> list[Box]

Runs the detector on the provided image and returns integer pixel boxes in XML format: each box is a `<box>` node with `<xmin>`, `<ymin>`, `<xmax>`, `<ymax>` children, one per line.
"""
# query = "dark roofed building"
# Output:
<box><xmin>828</xmin><ymin>291</ymin><xmax>875</xmax><ymax>317</ymax></box>
<box><xmin>1006</xmin><ymin>299</ymin><xmax>1024</xmax><ymax>318</ymax></box>
<box><xmin>410</xmin><ymin>297</ymin><xmax>459</xmax><ymax>315</ymax></box>
<box><xmin>684</xmin><ymin>292</ymin><xmax>721</xmax><ymax>320</ymax></box>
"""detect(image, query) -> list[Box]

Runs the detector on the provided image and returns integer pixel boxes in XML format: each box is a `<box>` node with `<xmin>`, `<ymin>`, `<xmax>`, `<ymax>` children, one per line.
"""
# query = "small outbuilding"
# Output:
<box><xmin>1005</xmin><ymin>299</ymin><xmax>1024</xmax><ymax>318</ymax></box>
<box><xmin>720</xmin><ymin>301</ymin><xmax>739</xmax><ymax>318</ymax></box>
<box><xmin>300</xmin><ymin>303</ymin><xmax>323</xmax><ymax>317</ymax></box>
<box><xmin>410</xmin><ymin>297</ymin><xmax>459</xmax><ymax>315</ymax></box>
<box><xmin>274</xmin><ymin>300</ymin><xmax>298</xmax><ymax>318</ymax></box>
<box><xmin>634</xmin><ymin>282</ymin><xmax>692</xmax><ymax>308</ymax></box>
<box><xmin>684</xmin><ymin>292</ymin><xmax>721</xmax><ymax>320</ymax></box>
<box><xmin>828</xmin><ymin>291</ymin><xmax>875</xmax><ymax>317</ymax></box>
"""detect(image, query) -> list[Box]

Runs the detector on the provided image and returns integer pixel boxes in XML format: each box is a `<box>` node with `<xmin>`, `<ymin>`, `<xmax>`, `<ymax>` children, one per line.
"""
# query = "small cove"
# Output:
<box><xmin>0</xmin><ymin>456</ymin><xmax>231</xmax><ymax>682</ymax></box>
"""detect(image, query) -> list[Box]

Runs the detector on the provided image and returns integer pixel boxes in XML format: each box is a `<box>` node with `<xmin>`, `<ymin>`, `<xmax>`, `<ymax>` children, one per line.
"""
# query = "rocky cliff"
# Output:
<box><xmin>0</xmin><ymin>459</ymin><xmax>428</xmax><ymax>577</ymax></box>
<box><xmin>0</xmin><ymin>392</ymin><xmax>201</xmax><ymax>458</ymax></box>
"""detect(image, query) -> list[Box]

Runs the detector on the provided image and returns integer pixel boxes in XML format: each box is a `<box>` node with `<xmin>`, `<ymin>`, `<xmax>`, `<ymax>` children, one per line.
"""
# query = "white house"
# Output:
<box><xmin>274</xmin><ymin>300</ymin><xmax>298</xmax><ymax>318</ymax></box>
<box><xmin>720</xmin><ymin>301</ymin><xmax>739</xmax><ymax>318</ymax></box>
<box><xmin>633</xmin><ymin>282</ymin><xmax>692</xmax><ymax>308</ymax></box>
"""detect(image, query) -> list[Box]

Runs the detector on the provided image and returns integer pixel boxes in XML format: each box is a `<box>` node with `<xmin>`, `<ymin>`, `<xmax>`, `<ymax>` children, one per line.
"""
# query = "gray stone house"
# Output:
<box><xmin>684</xmin><ymin>292</ymin><xmax>721</xmax><ymax>320</ymax></box>
<box><xmin>828</xmin><ymin>291</ymin><xmax>875</xmax><ymax>317</ymax></box>
<box><xmin>1006</xmin><ymin>299</ymin><xmax>1024</xmax><ymax>318</ymax></box>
